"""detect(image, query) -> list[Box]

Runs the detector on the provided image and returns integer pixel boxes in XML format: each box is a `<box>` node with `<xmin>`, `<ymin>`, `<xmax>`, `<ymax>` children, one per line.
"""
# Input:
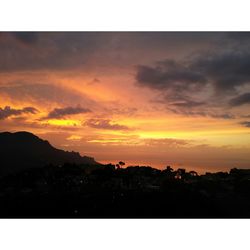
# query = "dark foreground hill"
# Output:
<box><xmin>0</xmin><ymin>131</ymin><xmax>98</xmax><ymax>175</ymax></box>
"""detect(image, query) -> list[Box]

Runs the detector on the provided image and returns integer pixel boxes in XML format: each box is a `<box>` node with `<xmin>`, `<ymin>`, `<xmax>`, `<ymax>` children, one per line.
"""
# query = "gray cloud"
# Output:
<box><xmin>136</xmin><ymin>45</ymin><xmax>250</xmax><ymax>120</ymax></box>
<box><xmin>229</xmin><ymin>93</ymin><xmax>250</xmax><ymax>106</ymax></box>
<box><xmin>168</xmin><ymin>107</ymin><xmax>235</xmax><ymax>119</ymax></box>
<box><xmin>44</xmin><ymin>106</ymin><xmax>91</xmax><ymax>119</ymax></box>
<box><xmin>0</xmin><ymin>32</ymin><xmax>105</xmax><ymax>72</ymax></box>
<box><xmin>0</xmin><ymin>32</ymin><xmax>225</xmax><ymax>73</ymax></box>
<box><xmin>154</xmin><ymin>93</ymin><xmax>235</xmax><ymax>119</ymax></box>
<box><xmin>210</xmin><ymin>113</ymin><xmax>235</xmax><ymax>119</ymax></box>
<box><xmin>192</xmin><ymin>51</ymin><xmax>250</xmax><ymax>93</ymax></box>
<box><xmin>136</xmin><ymin>49</ymin><xmax>250</xmax><ymax>95</ymax></box>
<box><xmin>170</xmin><ymin>99</ymin><xmax>206</xmax><ymax>108</ymax></box>
<box><xmin>84</xmin><ymin>119</ymin><xmax>131</xmax><ymax>131</ymax></box>
<box><xmin>0</xmin><ymin>32</ymin><xmax>245</xmax><ymax>75</ymax></box>
<box><xmin>226</xmin><ymin>32</ymin><xmax>250</xmax><ymax>42</ymax></box>
<box><xmin>241</xmin><ymin>114</ymin><xmax>250</xmax><ymax>118</ymax></box>
<box><xmin>240</xmin><ymin>121</ymin><xmax>250</xmax><ymax>128</ymax></box>
<box><xmin>12</xmin><ymin>32</ymin><xmax>38</xmax><ymax>45</ymax></box>
<box><xmin>0</xmin><ymin>106</ymin><xmax>38</xmax><ymax>120</ymax></box>
<box><xmin>136</xmin><ymin>60</ymin><xmax>206</xmax><ymax>93</ymax></box>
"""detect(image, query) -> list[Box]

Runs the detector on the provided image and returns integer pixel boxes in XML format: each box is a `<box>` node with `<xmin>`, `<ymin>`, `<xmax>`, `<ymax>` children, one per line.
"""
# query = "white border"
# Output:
<box><xmin>1</xmin><ymin>0</ymin><xmax>250</xmax><ymax>31</ymax></box>
<box><xmin>0</xmin><ymin>219</ymin><xmax>249</xmax><ymax>250</ymax></box>
<box><xmin>1</xmin><ymin>0</ymin><xmax>250</xmax><ymax>249</ymax></box>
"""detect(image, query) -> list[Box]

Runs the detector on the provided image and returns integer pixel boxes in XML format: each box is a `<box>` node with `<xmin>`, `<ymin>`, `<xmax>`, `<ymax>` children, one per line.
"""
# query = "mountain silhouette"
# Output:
<box><xmin>0</xmin><ymin>131</ymin><xmax>98</xmax><ymax>175</ymax></box>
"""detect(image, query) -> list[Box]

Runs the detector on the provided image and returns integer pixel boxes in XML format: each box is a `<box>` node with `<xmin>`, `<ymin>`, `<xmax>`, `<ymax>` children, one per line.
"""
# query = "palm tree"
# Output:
<box><xmin>118</xmin><ymin>161</ymin><xmax>125</xmax><ymax>168</ymax></box>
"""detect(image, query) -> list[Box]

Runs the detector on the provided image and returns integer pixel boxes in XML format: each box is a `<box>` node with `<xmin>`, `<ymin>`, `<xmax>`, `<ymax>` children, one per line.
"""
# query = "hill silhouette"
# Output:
<box><xmin>0</xmin><ymin>131</ymin><xmax>98</xmax><ymax>175</ymax></box>
<box><xmin>0</xmin><ymin>131</ymin><xmax>250</xmax><ymax>218</ymax></box>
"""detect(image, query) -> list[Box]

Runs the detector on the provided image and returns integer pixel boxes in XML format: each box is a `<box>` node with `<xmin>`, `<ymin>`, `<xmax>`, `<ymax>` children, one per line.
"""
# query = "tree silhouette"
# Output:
<box><xmin>116</xmin><ymin>161</ymin><xmax>125</xmax><ymax>169</ymax></box>
<box><xmin>162</xmin><ymin>166</ymin><xmax>175</xmax><ymax>179</ymax></box>
<box><xmin>119</xmin><ymin>161</ymin><xmax>125</xmax><ymax>167</ymax></box>
<box><xmin>165</xmin><ymin>166</ymin><xmax>173</xmax><ymax>173</ymax></box>
<box><xmin>176</xmin><ymin>168</ymin><xmax>186</xmax><ymax>180</ymax></box>
<box><xmin>189</xmin><ymin>170</ymin><xmax>198</xmax><ymax>177</ymax></box>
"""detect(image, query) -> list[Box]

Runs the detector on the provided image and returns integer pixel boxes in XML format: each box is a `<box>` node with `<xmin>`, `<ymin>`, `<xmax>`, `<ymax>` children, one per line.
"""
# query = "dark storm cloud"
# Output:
<box><xmin>239</xmin><ymin>121</ymin><xmax>250</xmax><ymax>128</ymax></box>
<box><xmin>84</xmin><ymin>119</ymin><xmax>131</xmax><ymax>131</ymax></box>
<box><xmin>0</xmin><ymin>106</ymin><xmax>38</xmax><ymax>120</ymax></box>
<box><xmin>12</xmin><ymin>32</ymin><xmax>38</xmax><ymax>45</ymax></box>
<box><xmin>136</xmin><ymin>50</ymin><xmax>250</xmax><ymax>95</ymax></box>
<box><xmin>170</xmin><ymin>99</ymin><xmax>206</xmax><ymax>108</ymax></box>
<box><xmin>136</xmin><ymin>60</ymin><xmax>206</xmax><ymax>92</ymax></box>
<box><xmin>229</xmin><ymin>93</ymin><xmax>250</xmax><ymax>106</ymax></box>
<box><xmin>0</xmin><ymin>83</ymin><xmax>95</xmax><ymax>106</ymax></box>
<box><xmin>226</xmin><ymin>32</ymin><xmax>250</xmax><ymax>41</ymax></box>
<box><xmin>0</xmin><ymin>32</ymin><xmax>105</xmax><ymax>72</ymax></box>
<box><xmin>192</xmin><ymin>51</ymin><xmax>250</xmax><ymax>93</ymax></box>
<box><xmin>0</xmin><ymin>32</ymin><xmax>226</xmax><ymax>73</ymax></box>
<box><xmin>44</xmin><ymin>106</ymin><xmax>91</xmax><ymax>119</ymax></box>
<box><xmin>136</xmin><ymin>45</ymin><xmax>250</xmax><ymax>120</ymax></box>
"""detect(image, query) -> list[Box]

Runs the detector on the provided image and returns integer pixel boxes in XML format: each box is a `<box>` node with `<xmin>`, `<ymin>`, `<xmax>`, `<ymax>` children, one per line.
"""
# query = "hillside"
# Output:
<box><xmin>0</xmin><ymin>131</ymin><xmax>98</xmax><ymax>175</ymax></box>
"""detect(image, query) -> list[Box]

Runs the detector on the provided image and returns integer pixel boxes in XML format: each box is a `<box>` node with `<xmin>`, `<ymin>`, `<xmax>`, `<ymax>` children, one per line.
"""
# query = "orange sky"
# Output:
<box><xmin>1</xmin><ymin>32</ymin><xmax>250</xmax><ymax>172</ymax></box>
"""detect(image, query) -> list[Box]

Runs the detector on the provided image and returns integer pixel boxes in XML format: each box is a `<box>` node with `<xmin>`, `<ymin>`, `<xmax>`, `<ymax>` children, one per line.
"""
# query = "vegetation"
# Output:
<box><xmin>0</xmin><ymin>163</ymin><xmax>250</xmax><ymax>218</ymax></box>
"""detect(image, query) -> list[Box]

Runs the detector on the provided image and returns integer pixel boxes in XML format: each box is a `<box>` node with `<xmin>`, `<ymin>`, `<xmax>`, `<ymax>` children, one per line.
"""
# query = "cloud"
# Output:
<box><xmin>165</xmin><ymin>93</ymin><xmax>235</xmax><ymax>119</ymax></box>
<box><xmin>0</xmin><ymin>83</ymin><xmax>95</xmax><ymax>107</ymax></box>
<box><xmin>0</xmin><ymin>32</ymin><xmax>224</xmax><ymax>73</ymax></box>
<box><xmin>240</xmin><ymin>121</ymin><xmax>250</xmax><ymax>128</ymax></box>
<box><xmin>241</xmin><ymin>114</ymin><xmax>250</xmax><ymax>118</ymax></box>
<box><xmin>226</xmin><ymin>32</ymin><xmax>250</xmax><ymax>42</ymax></box>
<box><xmin>105</xmin><ymin>107</ymin><xmax>138</xmax><ymax>117</ymax></box>
<box><xmin>12</xmin><ymin>32</ymin><xmax>38</xmax><ymax>45</ymax></box>
<box><xmin>168</xmin><ymin>107</ymin><xmax>235</xmax><ymax>119</ymax></box>
<box><xmin>136</xmin><ymin>46</ymin><xmax>250</xmax><ymax>120</ymax></box>
<box><xmin>211</xmin><ymin>113</ymin><xmax>235</xmax><ymax>119</ymax></box>
<box><xmin>192</xmin><ymin>51</ymin><xmax>250</xmax><ymax>93</ymax></box>
<box><xmin>84</xmin><ymin>119</ymin><xmax>131</xmax><ymax>131</ymax></box>
<box><xmin>136</xmin><ymin>60</ymin><xmax>206</xmax><ymax>93</ymax></box>
<box><xmin>170</xmin><ymin>99</ymin><xmax>206</xmax><ymax>108</ymax></box>
<box><xmin>44</xmin><ymin>106</ymin><xmax>91</xmax><ymax>119</ymax></box>
<box><xmin>0</xmin><ymin>32</ymin><xmax>105</xmax><ymax>72</ymax></box>
<box><xmin>87</xmin><ymin>78</ymin><xmax>101</xmax><ymax>85</ymax></box>
<box><xmin>165</xmin><ymin>97</ymin><xmax>234</xmax><ymax>119</ymax></box>
<box><xmin>143</xmin><ymin>138</ymin><xmax>191</xmax><ymax>147</ymax></box>
<box><xmin>136</xmin><ymin>49</ymin><xmax>250</xmax><ymax>95</ymax></box>
<box><xmin>0</xmin><ymin>106</ymin><xmax>38</xmax><ymax>120</ymax></box>
<box><xmin>229</xmin><ymin>93</ymin><xmax>250</xmax><ymax>106</ymax></box>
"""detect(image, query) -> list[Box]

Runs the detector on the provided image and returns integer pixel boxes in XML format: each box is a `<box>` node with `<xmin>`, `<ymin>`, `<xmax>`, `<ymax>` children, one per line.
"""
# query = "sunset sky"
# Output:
<box><xmin>1</xmin><ymin>32</ymin><xmax>250</xmax><ymax>172</ymax></box>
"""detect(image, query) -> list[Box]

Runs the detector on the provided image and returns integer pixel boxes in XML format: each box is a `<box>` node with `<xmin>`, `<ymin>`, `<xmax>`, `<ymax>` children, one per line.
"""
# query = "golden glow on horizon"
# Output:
<box><xmin>41</xmin><ymin>119</ymin><xmax>81</xmax><ymax>127</ymax></box>
<box><xmin>66</xmin><ymin>135</ymin><xmax>82</xmax><ymax>141</ymax></box>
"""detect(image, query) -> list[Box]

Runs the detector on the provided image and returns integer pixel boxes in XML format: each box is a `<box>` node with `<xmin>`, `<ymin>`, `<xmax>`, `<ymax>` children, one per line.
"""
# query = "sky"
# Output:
<box><xmin>1</xmin><ymin>32</ymin><xmax>250</xmax><ymax>172</ymax></box>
